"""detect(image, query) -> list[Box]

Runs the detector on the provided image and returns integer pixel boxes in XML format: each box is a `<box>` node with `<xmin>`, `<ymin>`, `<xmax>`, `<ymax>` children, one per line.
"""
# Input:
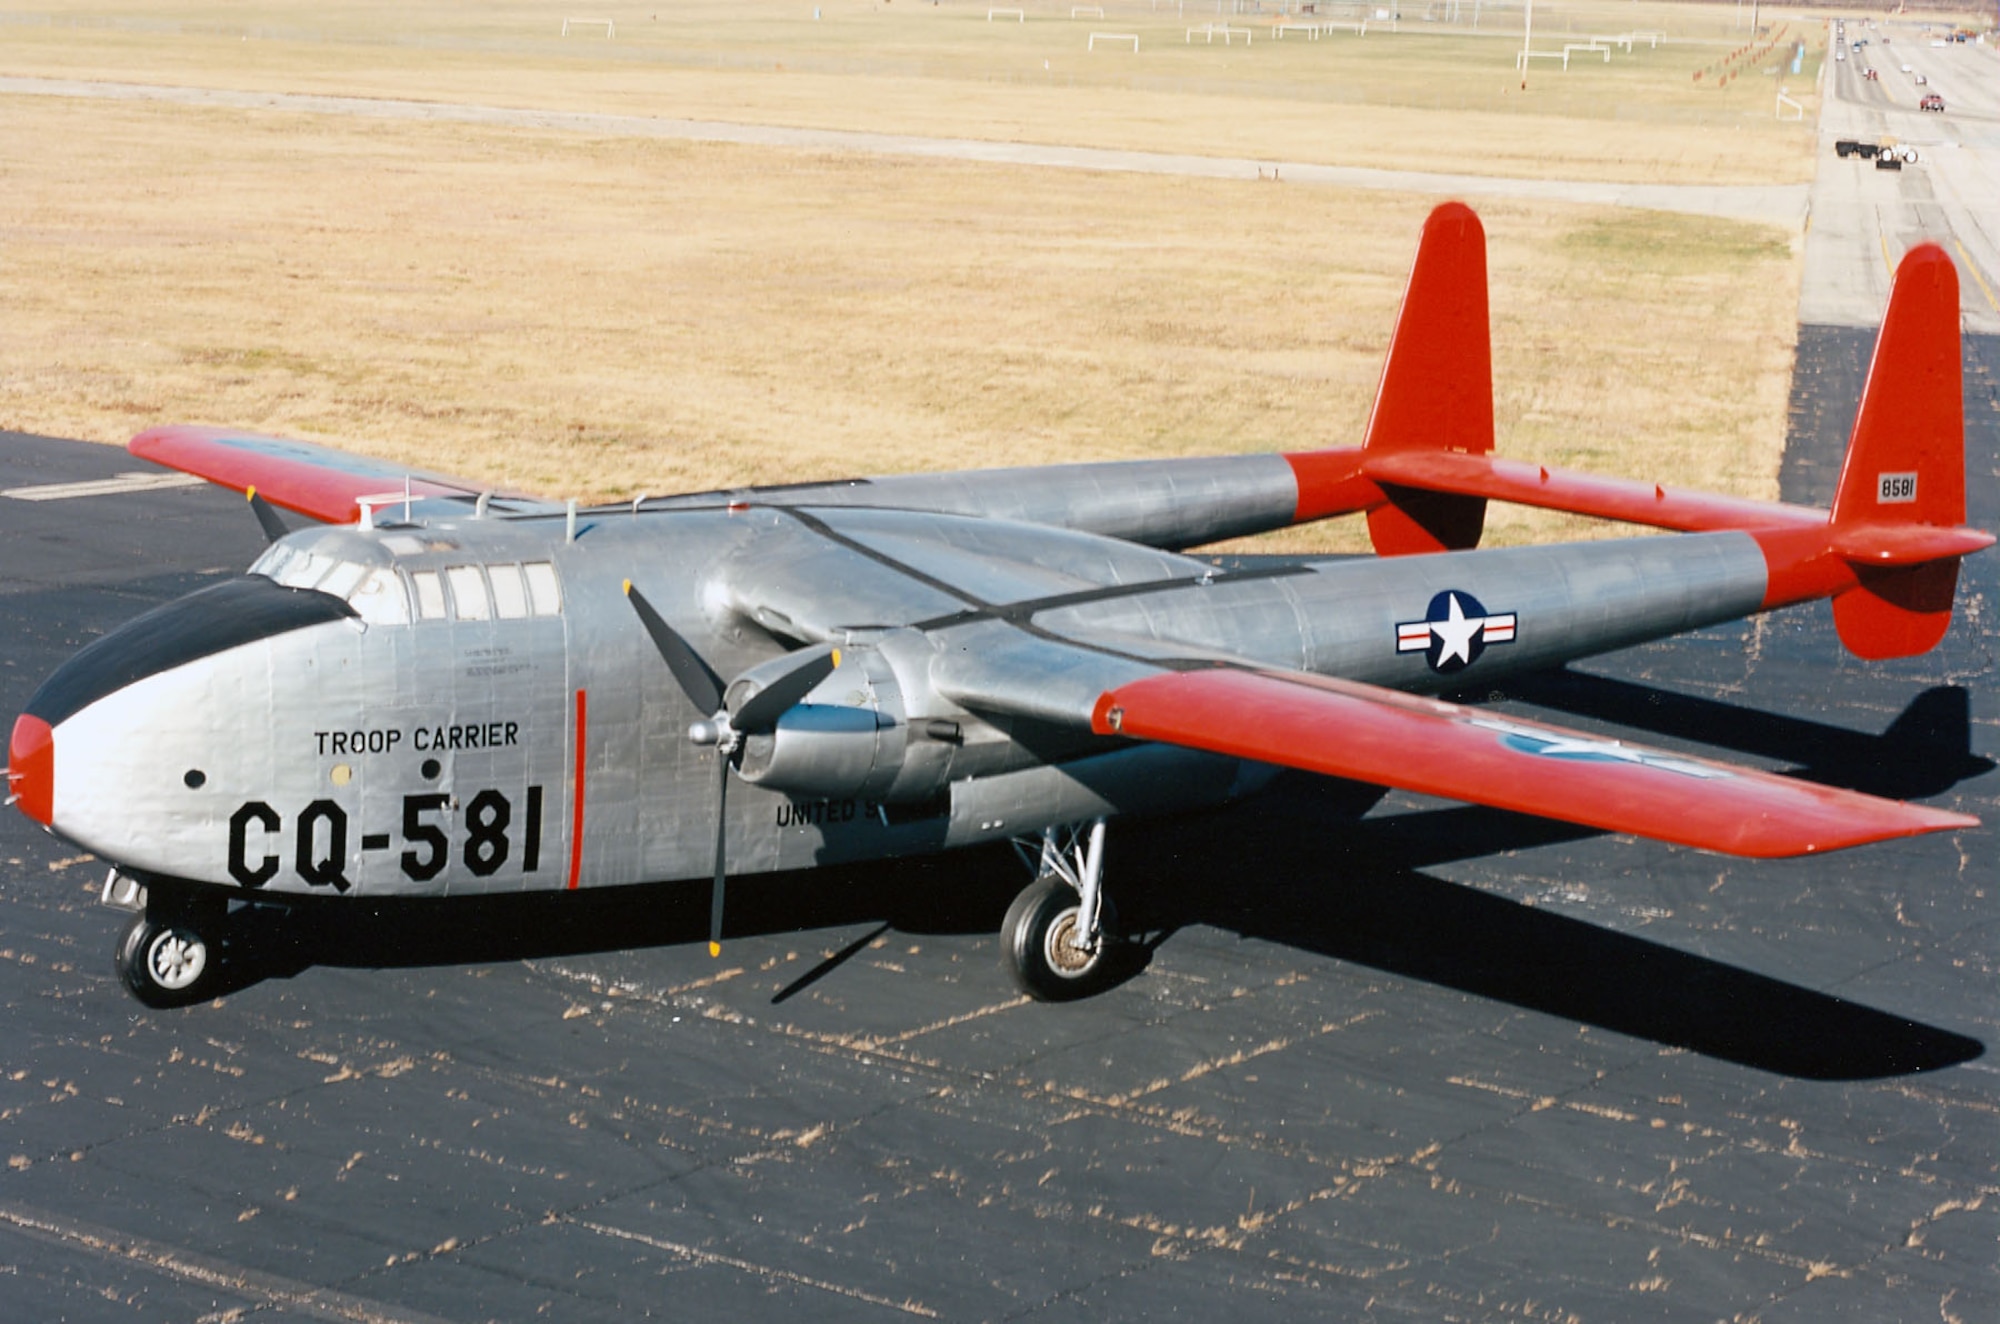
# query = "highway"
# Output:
<box><xmin>1804</xmin><ymin>22</ymin><xmax>2000</xmax><ymax>333</ymax></box>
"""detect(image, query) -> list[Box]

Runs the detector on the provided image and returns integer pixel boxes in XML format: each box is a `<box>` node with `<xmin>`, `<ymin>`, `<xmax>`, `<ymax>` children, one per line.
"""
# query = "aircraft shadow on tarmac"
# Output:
<box><xmin>210</xmin><ymin>673</ymin><xmax>1987</xmax><ymax>1084</ymax></box>
<box><xmin>1479</xmin><ymin>673</ymin><xmax>1995</xmax><ymax>802</ymax></box>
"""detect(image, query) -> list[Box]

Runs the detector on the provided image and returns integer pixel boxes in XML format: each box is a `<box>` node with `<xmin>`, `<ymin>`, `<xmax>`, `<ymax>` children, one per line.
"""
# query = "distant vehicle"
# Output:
<box><xmin>1921</xmin><ymin>93</ymin><xmax>1945</xmax><ymax>111</ymax></box>
<box><xmin>1836</xmin><ymin>49</ymin><xmax>1846</xmax><ymax>61</ymax></box>
<box><xmin>1914</xmin><ymin>74</ymin><xmax>1927</xmax><ymax>84</ymax></box>
<box><xmin>1900</xmin><ymin>62</ymin><xmax>1913</xmax><ymax>72</ymax></box>
<box><xmin>1864</xmin><ymin>68</ymin><xmax>1879</xmax><ymax>80</ymax></box>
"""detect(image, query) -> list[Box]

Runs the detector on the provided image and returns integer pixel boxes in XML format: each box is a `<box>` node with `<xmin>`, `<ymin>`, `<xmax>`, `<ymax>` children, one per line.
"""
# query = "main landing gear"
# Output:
<box><xmin>111</xmin><ymin>881</ymin><xmax>229</xmax><ymax>1008</ymax></box>
<box><xmin>1000</xmin><ymin>819</ymin><xmax>1121</xmax><ymax>1000</ymax></box>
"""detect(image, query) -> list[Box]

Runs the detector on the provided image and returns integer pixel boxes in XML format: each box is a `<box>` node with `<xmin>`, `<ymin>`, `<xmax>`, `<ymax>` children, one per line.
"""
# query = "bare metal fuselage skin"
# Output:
<box><xmin>27</xmin><ymin>458</ymin><xmax>1770</xmax><ymax>902</ymax></box>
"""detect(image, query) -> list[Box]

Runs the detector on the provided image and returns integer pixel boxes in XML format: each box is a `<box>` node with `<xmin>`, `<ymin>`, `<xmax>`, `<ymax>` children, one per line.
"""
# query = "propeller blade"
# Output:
<box><xmin>624</xmin><ymin>581</ymin><xmax>725</xmax><ymax>716</ymax></box>
<box><xmin>709</xmin><ymin>749</ymin><xmax>728</xmax><ymax>958</ymax></box>
<box><xmin>246</xmin><ymin>486</ymin><xmax>290</xmax><ymax>544</ymax></box>
<box><xmin>728</xmin><ymin>645</ymin><xmax>840</xmax><ymax>732</ymax></box>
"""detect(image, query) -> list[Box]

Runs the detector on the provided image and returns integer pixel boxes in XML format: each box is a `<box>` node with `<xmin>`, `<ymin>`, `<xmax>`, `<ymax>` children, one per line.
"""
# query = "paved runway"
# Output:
<box><xmin>1</xmin><ymin>314</ymin><xmax>1994</xmax><ymax>1320</ymax></box>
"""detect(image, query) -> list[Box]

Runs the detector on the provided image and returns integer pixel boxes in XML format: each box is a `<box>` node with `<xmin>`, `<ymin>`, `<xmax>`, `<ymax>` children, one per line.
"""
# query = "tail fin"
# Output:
<box><xmin>1362</xmin><ymin>201</ymin><xmax>1494</xmax><ymax>556</ymax></box>
<box><xmin>1828</xmin><ymin>244</ymin><xmax>1969</xmax><ymax>659</ymax></box>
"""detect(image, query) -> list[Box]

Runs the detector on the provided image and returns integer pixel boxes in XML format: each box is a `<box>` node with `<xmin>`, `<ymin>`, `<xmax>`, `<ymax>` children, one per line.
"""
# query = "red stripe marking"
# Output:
<box><xmin>568</xmin><ymin>689</ymin><xmax>587</xmax><ymax>890</ymax></box>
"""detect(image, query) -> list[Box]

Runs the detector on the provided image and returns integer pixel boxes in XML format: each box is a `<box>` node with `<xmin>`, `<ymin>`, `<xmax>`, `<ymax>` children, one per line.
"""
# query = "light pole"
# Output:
<box><xmin>1521</xmin><ymin>0</ymin><xmax>1533</xmax><ymax>87</ymax></box>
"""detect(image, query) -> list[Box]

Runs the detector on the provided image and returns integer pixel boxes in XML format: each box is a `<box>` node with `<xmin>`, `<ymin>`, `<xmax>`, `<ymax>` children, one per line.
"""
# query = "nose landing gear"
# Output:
<box><xmin>113</xmin><ymin>888</ymin><xmax>228</xmax><ymax>1008</ymax></box>
<box><xmin>1001</xmin><ymin>819</ymin><xmax>1122</xmax><ymax>1000</ymax></box>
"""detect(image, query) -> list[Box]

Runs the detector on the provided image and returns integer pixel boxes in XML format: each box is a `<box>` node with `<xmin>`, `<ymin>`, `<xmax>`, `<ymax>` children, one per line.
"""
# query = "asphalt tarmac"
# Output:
<box><xmin>1</xmin><ymin>313</ymin><xmax>1994</xmax><ymax>1321</ymax></box>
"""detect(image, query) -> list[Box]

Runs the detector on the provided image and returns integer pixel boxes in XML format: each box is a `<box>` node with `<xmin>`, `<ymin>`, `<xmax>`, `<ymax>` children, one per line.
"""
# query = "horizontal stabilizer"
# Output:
<box><xmin>1092</xmin><ymin>667</ymin><xmax>1976</xmax><ymax>858</ymax></box>
<box><xmin>1363</xmin><ymin>450</ymin><xmax>1825</xmax><ymax>534</ymax></box>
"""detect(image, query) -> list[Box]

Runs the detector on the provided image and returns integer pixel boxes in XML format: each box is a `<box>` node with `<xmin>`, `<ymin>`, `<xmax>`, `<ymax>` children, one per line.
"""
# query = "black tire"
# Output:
<box><xmin>114</xmin><ymin>913</ymin><xmax>221</xmax><ymax>1008</ymax></box>
<box><xmin>1000</xmin><ymin>878</ymin><xmax>1120</xmax><ymax>1002</ymax></box>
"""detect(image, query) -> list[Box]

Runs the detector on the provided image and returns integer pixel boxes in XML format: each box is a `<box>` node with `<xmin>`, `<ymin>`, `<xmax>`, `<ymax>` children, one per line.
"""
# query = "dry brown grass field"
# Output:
<box><xmin>2</xmin><ymin>1</ymin><xmax>1811</xmax><ymax>552</ymax></box>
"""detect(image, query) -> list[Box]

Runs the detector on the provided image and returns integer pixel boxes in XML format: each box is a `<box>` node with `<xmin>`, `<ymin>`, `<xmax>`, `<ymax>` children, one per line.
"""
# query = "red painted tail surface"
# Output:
<box><xmin>1361</xmin><ymin>202</ymin><xmax>1494</xmax><ymax>555</ymax></box>
<box><xmin>1828</xmin><ymin>244</ymin><xmax>1967</xmax><ymax>659</ymax></box>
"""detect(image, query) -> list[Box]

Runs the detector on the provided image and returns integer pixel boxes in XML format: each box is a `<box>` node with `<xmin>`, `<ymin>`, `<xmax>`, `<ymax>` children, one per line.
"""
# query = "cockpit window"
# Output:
<box><xmin>348</xmin><ymin>569</ymin><xmax>410</xmax><ymax>625</ymax></box>
<box><xmin>445</xmin><ymin>566</ymin><xmax>491</xmax><ymax>621</ymax></box>
<box><xmin>318</xmin><ymin>561</ymin><xmax>367</xmax><ymax>600</ymax></box>
<box><xmin>251</xmin><ymin>544</ymin><xmax>338</xmax><ymax>590</ymax></box>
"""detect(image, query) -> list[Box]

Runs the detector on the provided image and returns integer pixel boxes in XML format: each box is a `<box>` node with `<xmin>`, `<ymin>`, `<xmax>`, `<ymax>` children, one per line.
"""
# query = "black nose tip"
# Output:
<box><xmin>25</xmin><ymin>576</ymin><xmax>355</xmax><ymax>728</ymax></box>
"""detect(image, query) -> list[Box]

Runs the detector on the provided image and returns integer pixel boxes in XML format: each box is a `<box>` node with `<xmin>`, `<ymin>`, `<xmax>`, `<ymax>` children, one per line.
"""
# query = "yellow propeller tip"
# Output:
<box><xmin>622</xmin><ymin>578</ymin><xmax>632</xmax><ymax>594</ymax></box>
<box><xmin>831</xmin><ymin>648</ymin><xmax>841</xmax><ymax>667</ymax></box>
<box><xmin>708</xmin><ymin>941</ymin><xmax>722</xmax><ymax>958</ymax></box>
<box><xmin>245</xmin><ymin>485</ymin><xmax>257</xmax><ymax>501</ymax></box>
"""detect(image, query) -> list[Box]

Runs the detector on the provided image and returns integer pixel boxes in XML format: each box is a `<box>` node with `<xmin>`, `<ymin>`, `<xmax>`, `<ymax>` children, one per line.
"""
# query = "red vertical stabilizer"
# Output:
<box><xmin>1362</xmin><ymin>201</ymin><xmax>1495</xmax><ymax>555</ymax></box>
<box><xmin>1828</xmin><ymin>244</ymin><xmax>1967</xmax><ymax>659</ymax></box>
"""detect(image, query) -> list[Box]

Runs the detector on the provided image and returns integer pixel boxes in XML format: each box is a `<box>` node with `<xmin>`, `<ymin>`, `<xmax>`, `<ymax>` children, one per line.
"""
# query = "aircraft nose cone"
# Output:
<box><xmin>9</xmin><ymin>714</ymin><xmax>53</xmax><ymax>826</ymax></box>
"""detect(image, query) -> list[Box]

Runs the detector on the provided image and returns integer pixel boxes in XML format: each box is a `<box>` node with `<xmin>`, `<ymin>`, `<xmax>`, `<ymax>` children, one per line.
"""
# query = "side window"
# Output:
<box><xmin>488</xmin><ymin>564</ymin><xmax>529</xmax><ymax>620</ymax></box>
<box><xmin>348</xmin><ymin>569</ymin><xmax>411</xmax><ymax>626</ymax></box>
<box><xmin>445</xmin><ymin>565</ymin><xmax>491</xmax><ymax>621</ymax></box>
<box><xmin>524</xmin><ymin>562</ymin><xmax>562</xmax><ymax>617</ymax></box>
<box><xmin>411</xmin><ymin>570</ymin><xmax>447</xmax><ymax>621</ymax></box>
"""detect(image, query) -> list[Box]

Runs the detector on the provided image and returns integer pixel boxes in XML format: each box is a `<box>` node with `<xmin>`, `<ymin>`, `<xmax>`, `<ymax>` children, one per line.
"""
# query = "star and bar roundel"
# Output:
<box><xmin>1396</xmin><ymin>590</ymin><xmax>1516</xmax><ymax>674</ymax></box>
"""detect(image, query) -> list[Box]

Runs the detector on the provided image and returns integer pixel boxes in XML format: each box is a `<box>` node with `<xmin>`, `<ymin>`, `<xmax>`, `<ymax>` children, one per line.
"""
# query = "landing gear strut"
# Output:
<box><xmin>1001</xmin><ymin>819</ymin><xmax>1120</xmax><ymax>1000</ymax></box>
<box><xmin>114</xmin><ymin>889</ymin><xmax>227</xmax><ymax>1008</ymax></box>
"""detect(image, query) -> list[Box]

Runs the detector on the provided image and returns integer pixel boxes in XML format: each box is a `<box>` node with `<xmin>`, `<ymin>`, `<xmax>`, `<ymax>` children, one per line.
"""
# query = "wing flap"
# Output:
<box><xmin>129</xmin><ymin>426</ymin><xmax>539</xmax><ymax>524</ymax></box>
<box><xmin>1091</xmin><ymin>668</ymin><xmax>1975</xmax><ymax>857</ymax></box>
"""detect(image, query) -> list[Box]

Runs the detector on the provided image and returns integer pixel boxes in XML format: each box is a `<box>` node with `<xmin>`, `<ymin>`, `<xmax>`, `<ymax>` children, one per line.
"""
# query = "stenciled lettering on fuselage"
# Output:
<box><xmin>1395</xmin><ymin>590</ymin><xmax>1517</xmax><ymax>674</ymax></box>
<box><xmin>774</xmin><ymin>798</ymin><xmax>891</xmax><ymax>829</ymax></box>
<box><xmin>225</xmin><ymin>787</ymin><xmax>544</xmax><ymax>890</ymax></box>
<box><xmin>314</xmin><ymin>722</ymin><xmax>521</xmax><ymax>756</ymax></box>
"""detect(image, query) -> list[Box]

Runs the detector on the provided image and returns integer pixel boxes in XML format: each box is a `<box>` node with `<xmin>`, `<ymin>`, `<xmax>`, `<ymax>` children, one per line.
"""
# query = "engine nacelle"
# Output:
<box><xmin>732</xmin><ymin>633</ymin><xmax>957</xmax><ymax>802</ymax></box>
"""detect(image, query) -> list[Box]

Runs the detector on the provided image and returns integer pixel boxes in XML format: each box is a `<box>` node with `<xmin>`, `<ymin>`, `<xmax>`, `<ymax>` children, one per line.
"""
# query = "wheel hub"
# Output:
<box><xmin>1042</xmin><ymin>908</ymin><xmax>1098</xmax><ymax>978</ymax></box>
<box><xmin>146</xmin><ymin>929</ymin><xmax>207</xmax><ymax>991</ymax></box>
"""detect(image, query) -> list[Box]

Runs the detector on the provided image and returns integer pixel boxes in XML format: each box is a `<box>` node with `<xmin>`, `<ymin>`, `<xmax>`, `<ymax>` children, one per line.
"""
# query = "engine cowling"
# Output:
<box><xmin>732</xmin><ymin>633</ymin><xmax>957</xmax><ymax>802</ymax></box>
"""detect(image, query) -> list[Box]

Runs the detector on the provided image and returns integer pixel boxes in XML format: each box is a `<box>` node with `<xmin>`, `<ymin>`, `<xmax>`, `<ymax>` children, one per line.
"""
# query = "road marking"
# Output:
<box><xmin>0</xmin><ymin>1201</ymin><xmax>459</xmax><ymax>1324</ymax></box>
<box><xmin>2</xmin><ymin>471</ymin><xmax>204</xmax><ymax>502</ymax></box>
<box><xmin>1953</xmin><ymin>238</ymin><xmax>2000</xmax><ymax>315</ymax></box>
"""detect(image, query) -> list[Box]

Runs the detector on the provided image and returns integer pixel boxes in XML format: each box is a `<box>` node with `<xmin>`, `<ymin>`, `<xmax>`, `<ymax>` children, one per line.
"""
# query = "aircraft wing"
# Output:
<box><xmin>130</xmin><ymin>425</ymin><xmax>554</xmax><ymax>523</ymax></box>
<box><xmin>1086</xmin><ymin>666</ymin><xmax>1976</xmax><ymax>858</ymax></box>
